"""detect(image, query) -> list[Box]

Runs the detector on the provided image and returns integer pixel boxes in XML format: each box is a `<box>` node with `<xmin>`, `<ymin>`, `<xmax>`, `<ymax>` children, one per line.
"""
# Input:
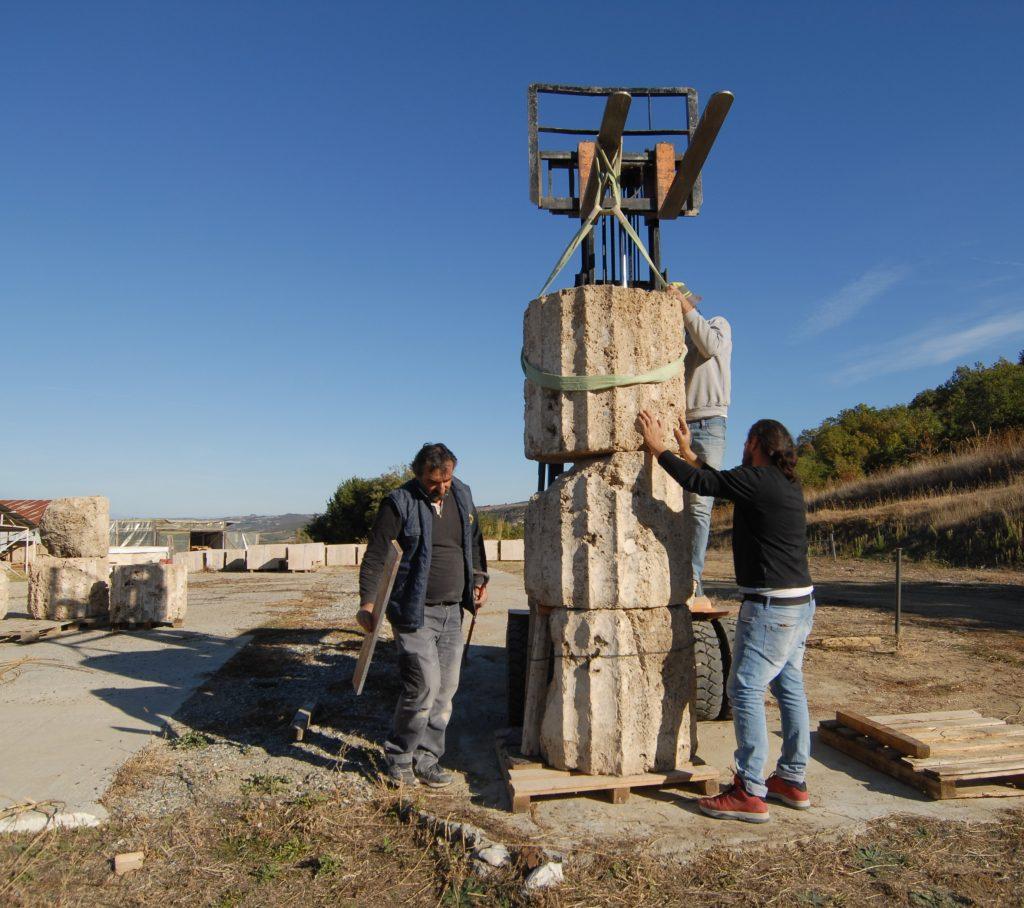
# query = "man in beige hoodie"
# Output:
<box><xmin>670</xmin><ymin>284</ymin><xmax>732</xmax><ymax>603</ymax></box>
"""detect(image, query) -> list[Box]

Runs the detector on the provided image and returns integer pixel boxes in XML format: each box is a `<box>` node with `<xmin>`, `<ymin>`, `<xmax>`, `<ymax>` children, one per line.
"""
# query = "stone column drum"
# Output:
<box><xmin>521</xmin><ymin>284</ymin><xmax>697</xmax><ymax>775</ymax></box>
<box><xmin>110</xmin><ymin>562</ymin><xmax>188</xmax><ymax>625</ymax></box>
<box><xmin>523</xmin><ymin>285</ymin><xmax>687</xmax><ymax>462</ymax></box>
<box><xmin>29</xmin><ymin>556</ymin><xmax>110</xmax><ymax>620</ymax></box>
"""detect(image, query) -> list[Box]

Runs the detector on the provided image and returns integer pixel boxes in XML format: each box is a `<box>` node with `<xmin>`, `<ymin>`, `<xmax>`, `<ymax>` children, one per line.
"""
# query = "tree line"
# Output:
<box><xmin>796</xmin><ymin>353</ymin><xmax>1024</xmax><ymax>486</ymax></box>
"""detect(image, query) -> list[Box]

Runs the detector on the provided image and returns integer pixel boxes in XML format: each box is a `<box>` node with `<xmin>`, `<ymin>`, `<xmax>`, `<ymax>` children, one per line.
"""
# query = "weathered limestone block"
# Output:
<box><xmin>523</xmin><ymin>285</ymin><xmax>686</xmax><ymax>462</ymax></box>
<box><xmin>245</xmin><ymin>544</ymin><xmax>287</xmax><ymax>571</ymax></box>
<box><xmin>224</xmin><ymin>549</ymin><xmax>246</xmax><ymax>571</ymax></box>
<box><xmin>538</xmin><ymin>605</ymin><xmax>696</xmax><ymax>774</ymax></box>
<box><xmin>204</xmin><ymin>550</ymin><xmax>227</xmax><ymax>571</ymax></box>
<box><xmin>499</xmin><ymin>539</ymin><xmax>525</xmax><ymax>561</ymax></box>
<box><xmin>287</xmin><ymin>542</ymin><xmax>325</xmax><ymax>572</ymax></box>
<box><xmin>525</xmin><ymin>452</ymin><xmax>689</xmax><ymax>609</ymax></box>
<box><xmin>0</xmin><ymin>571</ymin><xmax>8</xmax><ymax>620</ymax></box>
<box><xmin>28</xmin><ymin>556</ymin><xmax>110</xmax><ymax>620</ymax></box>
<box><xmin>110</xmin><ymin>562</ymin><xmax>187</xmax><ymax>625</ymax></box>
<box><xmin>325</xmin><ymin>544</ymin><xmax>358</xmax><ymax>567</ymax></box>
<box><xmin>483</xmin><ymin>540</ymin><xmax>500</xmax><ymax>563</ymax></box>
<box><xmin>38</xmin><ymin>496</ymin><xmax>109</xmax><ymax>558</ymax></box>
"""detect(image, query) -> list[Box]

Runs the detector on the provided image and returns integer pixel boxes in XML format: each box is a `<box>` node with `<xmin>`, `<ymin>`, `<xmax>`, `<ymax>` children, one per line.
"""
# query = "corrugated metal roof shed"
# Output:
<box><xmin>0</xmin><ymin>499</ymin><xmax>52</xmax><ymax>528</ymax></box>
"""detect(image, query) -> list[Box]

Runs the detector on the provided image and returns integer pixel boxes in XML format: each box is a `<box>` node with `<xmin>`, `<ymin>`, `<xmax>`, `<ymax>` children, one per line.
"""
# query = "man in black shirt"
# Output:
<box><xmin>357</xmin><ymin>443</ymin><xmax>488</xmax><ymax>788</ymax></box>
<box><xmin>639</xmin><ymin>410</ymin><xmax>815</xmax><ymax>822</ymax></box>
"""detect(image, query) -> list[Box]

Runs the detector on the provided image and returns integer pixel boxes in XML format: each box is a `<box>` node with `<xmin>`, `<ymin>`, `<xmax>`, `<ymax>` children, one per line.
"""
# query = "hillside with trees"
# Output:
<box><xmin>796</xmin><ymin>354</ymin><xmax>1024</xmax><ymax>487</ymax></box>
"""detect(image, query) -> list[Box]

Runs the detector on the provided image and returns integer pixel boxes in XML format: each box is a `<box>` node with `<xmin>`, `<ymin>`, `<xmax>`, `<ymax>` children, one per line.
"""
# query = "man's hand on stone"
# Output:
<box><xmin>356</xmin><ymin>603</ymin><xmax>375</xmax><ymax>634</ymax></box>
<box><xmin>473</xmin><ymin>585</ymin><xmax>488</xmax><ymax>610</ymax></box>
<box><xmin>638</xmin><ymin>409</ymin><xmax>668</xmax><ymax>457</ymax></box>
<box><xmin>674</xmin><ymin>417</ymin><xmax>703</xmax><ymax>467</ymax></box>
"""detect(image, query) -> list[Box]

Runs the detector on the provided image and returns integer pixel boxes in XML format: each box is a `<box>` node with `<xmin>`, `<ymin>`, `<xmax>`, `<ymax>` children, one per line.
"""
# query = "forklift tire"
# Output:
<box><xmin>693</xmin><ymin>619</ymin><xmax>725</xmax><ymax>721</ymax></box>
<box><xmin>506</xmin><ymin>610</ymin><xmax>530</xmax><ymax>728</ymax></box>
<box><xmin>712</xmin><ymin>615</ymin><xmax>738</xmax><ymax>720</ymax></box>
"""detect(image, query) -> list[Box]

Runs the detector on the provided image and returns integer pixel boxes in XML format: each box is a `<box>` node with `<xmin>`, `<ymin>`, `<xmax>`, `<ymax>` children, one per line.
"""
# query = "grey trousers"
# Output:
<box><xmin>384</xmin><ymin>603</ymin><xmax>464</xmax><ymax>770</ymax></box>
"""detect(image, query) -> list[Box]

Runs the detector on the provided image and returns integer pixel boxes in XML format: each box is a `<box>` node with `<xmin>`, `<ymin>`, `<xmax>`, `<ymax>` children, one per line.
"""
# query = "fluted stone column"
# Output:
<box><xmin>521</xmin><ymin>284</ymin><xmax>697</xmax><ymax>774</ymax></box>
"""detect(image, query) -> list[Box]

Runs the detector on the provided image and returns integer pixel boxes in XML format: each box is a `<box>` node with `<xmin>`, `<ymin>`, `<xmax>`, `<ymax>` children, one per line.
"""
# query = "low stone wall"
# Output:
<box><xmin>325</xmin><ymin>544</ymin><xmax>359</xmax><ymax>566</ymax></box>
<box><xmin>286</xmin><ymin>542</ymin><xmax>326</xmax><ymax>572</ymax></box>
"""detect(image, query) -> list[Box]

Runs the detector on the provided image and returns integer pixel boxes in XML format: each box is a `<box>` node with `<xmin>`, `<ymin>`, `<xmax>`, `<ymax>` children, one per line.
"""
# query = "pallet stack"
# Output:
<box><xmin>819</xmin><ymin>709</ymin><xmax>1024</xmax><ymax>800</ymax></box>
<box><xmin>519</xmin><ymin>285</ymin><xmax>702</xmax><ymax>780</ymax></box>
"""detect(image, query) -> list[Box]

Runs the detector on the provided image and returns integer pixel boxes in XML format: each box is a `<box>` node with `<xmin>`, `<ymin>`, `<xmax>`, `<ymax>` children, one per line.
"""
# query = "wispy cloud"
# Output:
<box><xmin>801</xmin><ymin>264</ymin><xmax>912</xmax><ymax>338</ymax></box>
<box><xmin>833</xmin><ymin>307</ymin><xmax>1024</xmax><ymax>385</ymax></box>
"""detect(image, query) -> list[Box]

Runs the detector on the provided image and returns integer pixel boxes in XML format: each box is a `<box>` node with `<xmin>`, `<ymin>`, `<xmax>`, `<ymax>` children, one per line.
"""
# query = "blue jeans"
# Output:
<box><xmin>726</xmin><ymin>597</ymin><xmax>815</xmax><ymax>798</ymax></box>
<box><xmin>685</xmin><ymin>416</ymin><xmax>727</xmax><ymax>594</ymax></box>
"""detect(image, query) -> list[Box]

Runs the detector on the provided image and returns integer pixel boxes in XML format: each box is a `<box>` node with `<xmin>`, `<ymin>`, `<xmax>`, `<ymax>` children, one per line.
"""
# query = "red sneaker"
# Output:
<box><xmin>765</xmin><ymin>772</ymin><xmax>810</xmax><ymax>809</ymax></box>
<box><xmin>698</xmin><ymin>775</ymin><xmax>770</xmax><ymax>823</ymax></box>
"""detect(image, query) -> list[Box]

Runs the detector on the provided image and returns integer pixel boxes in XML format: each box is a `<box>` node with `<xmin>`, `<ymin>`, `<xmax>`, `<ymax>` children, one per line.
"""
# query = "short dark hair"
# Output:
<box><xmin>747</xmin><ymin>419</ymin><xmax>799</xmax><ymax>483</ymax></box>
<box><xmin>411</xmin><ymin>442</ymin><xmax>457</xmax><ymax>476</ymax></box>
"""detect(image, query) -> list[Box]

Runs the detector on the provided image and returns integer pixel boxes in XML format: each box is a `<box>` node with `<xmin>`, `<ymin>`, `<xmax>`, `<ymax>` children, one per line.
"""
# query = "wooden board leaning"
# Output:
<box><xmin>352</xmin><ymin>540</ymin><xmax>402</xmax><ymax>696</ymax></box>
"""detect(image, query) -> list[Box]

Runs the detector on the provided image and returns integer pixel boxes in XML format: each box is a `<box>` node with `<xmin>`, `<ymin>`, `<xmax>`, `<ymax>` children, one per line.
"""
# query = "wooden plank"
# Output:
<box><xmin>885</xmin><ymin>718</ymin><xmax>1006</xmax><ymax>733</ymax></box>
<box><xmin>512</xmin><ymin>764</ymin><xmax>718</xmax><ymax>795</ymax></box>
<box><xmin>912</xmin><ymin>751</ymin><xmax>1024</xmax><ymax>771</ymax></box>
<box><xmin>352</xmin><ymin>540</ymin><xmax>402</xmax><ymax>696</ymax></box>
<box><xmin>659</xmin><ymin>91</ymin><xmax>734</xmax><ymax>219</ymax></box>
<box><xmin>913</xmin><ymin>725</ymin><xmax>1024</xmax><ymax>744</ymax></box>
<box><xmin>935</xmin><ymin>778</ymin><xmax>1024</xmax><ymax>799</ymax></box>
<box><xmin>922</xmin><ymin>758</ymin><xmax>1024</xmax><ymax>779</ymax></box>
<box><xmin>818</xmin><ymin>723</ymin><xmax>940</xmax><ymax>799</ymax></box>
<box><xmin>868</xmin><ymin>709</ymin><xmax>982</xmax><ymax>724</ymax></box>
<box><xmin>520</xmin><ymin>605</ymin><xmax>552</xmax><ymax>756</ymax></box>
<box><xmin>836</xmin><ymin>710</ymin><xmax>931</xmax><ymax>758</ymax></box>
<box><xmin>290</xmin><ymin>702</ymin><xmax>317</xmax><ymax>742</ymax></box>
<box><xmin>653</xmin><ymin>142</ymin><xmax>676</xmax><ymax>211</ymax></box>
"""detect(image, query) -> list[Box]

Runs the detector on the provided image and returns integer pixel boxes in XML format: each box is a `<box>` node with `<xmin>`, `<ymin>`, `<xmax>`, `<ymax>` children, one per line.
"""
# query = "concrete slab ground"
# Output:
<box><xmin>448</xmin><ymin>567</ymin><xmax>1020</xmax><ymax>857</ymax></box>
<box><xmin>0</xmin><ymin>572</ymin><xmax>323</xmax><ymax>832</ymax></box>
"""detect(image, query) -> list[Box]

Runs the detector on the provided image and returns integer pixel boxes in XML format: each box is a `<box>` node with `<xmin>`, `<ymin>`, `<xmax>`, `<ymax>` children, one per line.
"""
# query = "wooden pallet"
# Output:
<box><xmin>819</xmin><ymin>709</ymin><xmax>1024</xmax><ymax>800</ymax></box>
<box><xmin>0</xmin><ymin>615</ymin><xmax>107</xmax><ymax>645</ymax></box>
<box><xmin>495</xmin><ymin>728</ymin><xmax>721</xmax><ymax>814</ymax></box>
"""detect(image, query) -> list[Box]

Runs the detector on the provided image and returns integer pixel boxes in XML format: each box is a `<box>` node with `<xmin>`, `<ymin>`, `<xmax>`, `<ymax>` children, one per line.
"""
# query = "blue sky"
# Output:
<box><xmin>3</xmin><ymin>1</ymin><xmax>1023</xmax><ymax>517</ymax></box>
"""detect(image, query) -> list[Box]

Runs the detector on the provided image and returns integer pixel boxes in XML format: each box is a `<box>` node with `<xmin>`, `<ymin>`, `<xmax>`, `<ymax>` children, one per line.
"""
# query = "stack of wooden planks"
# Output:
<box><xmin>819</xmin><ymin>709</ymin><xmax>1024</xmax><ymax>800</ymax></box>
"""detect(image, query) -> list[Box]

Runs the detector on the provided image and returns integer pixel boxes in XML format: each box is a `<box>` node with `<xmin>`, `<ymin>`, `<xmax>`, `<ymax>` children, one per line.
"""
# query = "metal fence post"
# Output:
<box><xmin>895</xmin><ymin>547</ymin><xmax>903</xmax><ymax>649</ymax></box>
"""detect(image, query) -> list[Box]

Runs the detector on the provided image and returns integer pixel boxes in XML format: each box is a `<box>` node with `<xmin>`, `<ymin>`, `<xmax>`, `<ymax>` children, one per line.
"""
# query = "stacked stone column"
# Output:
<box><xmin>29</xmin><ymin>496</ymin><xmax>111</xmax><ymax>620</ymax></box>
<box><xmin>521</xmin><ymin>285</ymin><xmax>697</xmax><ymax>776</ymax></box>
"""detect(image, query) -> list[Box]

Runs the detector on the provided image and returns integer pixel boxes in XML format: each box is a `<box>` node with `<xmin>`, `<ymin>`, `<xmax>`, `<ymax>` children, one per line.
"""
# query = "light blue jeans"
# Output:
<box><xmin>726</xmin><ymin>597</ymin><xmax>815</xmax><ymax>798</ymax></box>
<box><xmin>685</xmin><ymin>416</ymin><xmax>727</xmax><ymax>594</ymax></box>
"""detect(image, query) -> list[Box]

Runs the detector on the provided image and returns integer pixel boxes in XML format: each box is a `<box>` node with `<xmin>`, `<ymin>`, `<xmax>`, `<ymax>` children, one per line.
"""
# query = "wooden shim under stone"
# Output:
<box><xmin>352</xmin><ymin>540</ymin><xmax>402</xmax><ymax>695</ymax></box>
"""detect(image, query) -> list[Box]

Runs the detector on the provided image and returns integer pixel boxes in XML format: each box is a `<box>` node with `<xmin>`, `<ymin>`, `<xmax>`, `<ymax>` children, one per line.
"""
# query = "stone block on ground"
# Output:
<box><xmin>325</xmin><ymin>544</ymin><xmax>358</xmax><ymax>567</ymax></box>
<box><xmin>223</xmin><ymin>549</ymin><xmax>246</xmax><ymax>571</ymax></box>
<box><xmin>0</xmin><ymin>571</ymin><xmax>8</xmax><ymax>620</ymax></box>
<box><xmin>538</xmin><ymin>605</ymin><xmax>696</xmax><ymax>775</ymax></box>
<box><xmin>245</xmin><ymin>544</ymin><xmax>288</xmax><ymax>571</ymax></box>
<box><xmin>525</xmin><ymin>452</ymin><xmax>689</xmax><ymax>609</ymax></box>
<box><xmin>38</xmin><ymin>496</ymin><xmax>110</xmax><ymax>558</ymax></box>
<box><xmin>204</xmin><ymin>550</ymin><xmax>226</xmax><ymax>571</ymax></box>
<box><xmin>110</xmin><ymin>562</ymin><xmax>187</xmax><ymax>625</ymax></box>
<box><xmin>286</xmin><ymin>542</ymin><xmax>325</xmax><ymax>572</ymax></box>
<box><xmin>28</xmin><ymin>556</ymin><xmax>110</xmax><ymax>620</ymax></box>
<box><xmin>499</xmin><ymin>539</ymin><xmax>525</xmax><ymax>561</ymax></box>
<box><xmin>483</xmin><ymin>539</ymin><xmax>500</xmax><ymax>563</ymax></box>
<box><xmin>523</xmin><ymin>285</ymin><xmax>686</xmax><ymax>462</ymax></box>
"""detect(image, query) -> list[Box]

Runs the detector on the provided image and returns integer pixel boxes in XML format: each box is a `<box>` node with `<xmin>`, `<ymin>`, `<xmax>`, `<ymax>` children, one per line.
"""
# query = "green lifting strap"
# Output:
<box><xmin>521</xmin><ymin>348</ymin><xmax>686</xmax><ymax>392</ymax></box>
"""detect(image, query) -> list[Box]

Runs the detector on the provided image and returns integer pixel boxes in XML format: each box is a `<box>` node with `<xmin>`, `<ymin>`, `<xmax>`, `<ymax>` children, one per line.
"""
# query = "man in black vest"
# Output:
<box><xmin>358</xmin><ymin>443</ymin><xmax>489</xmax><ymax>788</ymax></box>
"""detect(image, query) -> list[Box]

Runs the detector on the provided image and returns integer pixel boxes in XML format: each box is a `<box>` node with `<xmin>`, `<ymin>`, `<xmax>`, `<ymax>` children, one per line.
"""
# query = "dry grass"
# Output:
<box><xmin>806</xmin><ymin>429</ymin><xmax>1024</xmax><ymax>511</ymax></box>
<box><xmin>2</xmin><ymin>790</ymin><xmax>1022</xmax><ymax>906</ymax></box>
<box><xmin>710</xmin><ymin>432</ymin><xmax>1024</xmax><ymax>568</ymax></box>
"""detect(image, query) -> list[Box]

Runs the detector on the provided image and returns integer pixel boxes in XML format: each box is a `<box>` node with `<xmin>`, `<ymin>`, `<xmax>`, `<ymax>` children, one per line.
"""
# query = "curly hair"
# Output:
<box><xmin>411</xmin><ymin>442</ymin><xmax>457</xmax><ymax>476</ymax></box>
<box><xmin>748</xmin><ymin>419</ymin><xmax>799</xmax><ymax>483</ymax></box>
